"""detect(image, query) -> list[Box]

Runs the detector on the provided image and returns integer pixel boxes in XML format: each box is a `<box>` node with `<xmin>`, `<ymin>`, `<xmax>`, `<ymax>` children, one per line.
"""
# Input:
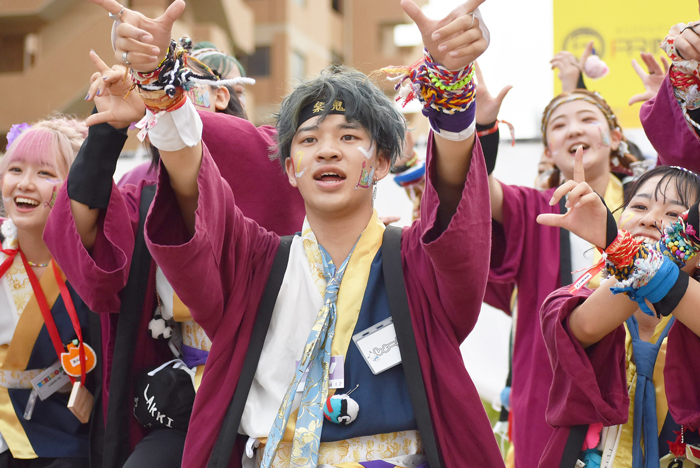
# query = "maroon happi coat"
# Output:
<box><xmin>143</xmin><ymin>112</ymin><xmax>503</xmax><ymax>468</ymax></box>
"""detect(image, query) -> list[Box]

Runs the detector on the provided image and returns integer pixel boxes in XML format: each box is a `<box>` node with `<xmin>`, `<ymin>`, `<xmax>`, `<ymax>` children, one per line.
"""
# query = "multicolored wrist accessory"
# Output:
<box><xmin>594</xmin><ymin>230</ymin><xmax>677</xmax><ymax>317</ymax></box>
<box><xmin>132</xmin><ymin>38</ymin><xmax>254</xmax><ymax>114</ymax></box>
<box><xmin>382</xmin><ymin>50</ymin><xmax>477</xmax><ymax>141</ymax></box>
<box><xmin>130</xmin><ymin>37</ymin><xmax>255</xmax><ymax>145</ymax></box>
<box><xmin>571</xmin><ymin>203</ymin><xmax>698</xmax><ymax>317</ymax></box>
<box><xmin>654</xmin><ymin>209</ymin><xmax>700</xmax><ymax>268</ymax></box>
<box><xmin>661</xmin><ymin>27</ymin><xmax>700</xmax><ymax>131</ymax></box>
<box><xmin>669</xmin><ymin>66</ymin><xmax>700</xmax><ymax>132</ymax></box>
<box><xmin>383</xmin><ymin>50</ymin><xmax>475</xmax><ymax>114</ymax></box>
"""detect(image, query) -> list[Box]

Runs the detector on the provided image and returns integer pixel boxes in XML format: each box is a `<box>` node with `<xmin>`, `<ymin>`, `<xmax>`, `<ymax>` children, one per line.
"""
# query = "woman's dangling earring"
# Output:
<box><xmin>372</xmin><ymin>179</ymin><xmax>377</xmax><ymax>209</ymax></box>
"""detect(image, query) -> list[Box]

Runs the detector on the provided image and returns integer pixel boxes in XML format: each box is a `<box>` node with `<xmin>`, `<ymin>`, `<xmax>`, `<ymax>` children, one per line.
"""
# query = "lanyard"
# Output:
<box><xmin>0</xmin><ymin>248</ymin><xmax>87</xmax><ymax>386</ymax></box>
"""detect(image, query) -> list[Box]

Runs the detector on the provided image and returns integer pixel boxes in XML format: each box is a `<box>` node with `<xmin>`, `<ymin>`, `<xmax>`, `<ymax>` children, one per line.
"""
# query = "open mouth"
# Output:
<box><xmin>314</xmin><ymin>172</ymin><xmax>346</xmax><ymax>183</ymax></box>
<box><xmin>14</xmin><ymin>197</ymin><xmax>40</xmax><ymax>209</ymax></box>
<box><xmin>634</xmin><ymin>234</ymin><xmax>659</xmax><ymax>244</ymax></box>
<box><xmin>569</xmin><ymin>144</ymin><xmax>590</xmax><ymax>154</ymax></box>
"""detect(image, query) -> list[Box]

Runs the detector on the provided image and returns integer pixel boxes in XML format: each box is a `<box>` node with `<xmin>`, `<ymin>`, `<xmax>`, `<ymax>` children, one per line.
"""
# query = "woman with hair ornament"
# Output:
<box><xmin>0</xmin><ymin>116</ymin><xmax>98</xmax><ymax>468</ymax></box>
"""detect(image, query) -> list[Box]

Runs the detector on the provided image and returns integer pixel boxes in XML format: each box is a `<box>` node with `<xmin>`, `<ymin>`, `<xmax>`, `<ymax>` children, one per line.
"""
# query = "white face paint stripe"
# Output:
<box><xmin>358</xmin><ymin>145</ymin><xmax>373</xmax><ymax>160</ymax></box>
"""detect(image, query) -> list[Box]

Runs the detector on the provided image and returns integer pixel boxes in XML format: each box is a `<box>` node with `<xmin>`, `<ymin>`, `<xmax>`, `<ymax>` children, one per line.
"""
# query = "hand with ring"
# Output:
<box><xmin>669</xmin><ymin>20</ymin><xmax>700</xmax><ymax>62</ymax></box>
<box><xmin>628</xmin><ymin>52</ymin><xmax>669</xmax><ymax>106</ymax></box>
<box><xmin>84</xmin><ymin>50</ymin><xmax>146</xmax><ymax>128</ymax></box>
<box><xmin>90</xmin><ymin>0</ymin><xmax>186</xmax><ymax>72</ymax></box>
<box><xmin>400</xmin><ymin>0</ymin><xmax>489</xmax><ymax>71</ymax></box>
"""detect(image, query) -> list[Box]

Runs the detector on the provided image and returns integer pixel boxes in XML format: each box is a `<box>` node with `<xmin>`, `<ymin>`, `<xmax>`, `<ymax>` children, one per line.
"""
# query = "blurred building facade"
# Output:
<box><xmin>0</xmin><ymin>0</ymin><xmax>425</xmax><ymax>150</ymax></box>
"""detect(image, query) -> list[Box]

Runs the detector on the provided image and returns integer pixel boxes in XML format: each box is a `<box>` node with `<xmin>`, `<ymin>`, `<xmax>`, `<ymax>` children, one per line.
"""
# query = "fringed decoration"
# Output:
<box><xmin>382</xmin><ymin>50</ymin><xmax>476</xmax><ymax>115</ymax></box>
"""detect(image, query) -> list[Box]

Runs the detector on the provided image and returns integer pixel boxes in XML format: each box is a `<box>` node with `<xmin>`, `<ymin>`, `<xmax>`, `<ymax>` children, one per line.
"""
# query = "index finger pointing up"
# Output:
<box><xmin>89</xmin><ymin>50</ymin><xmax>111</xmax><ymax>73</ymax></box>
<box><xmin>89</xmin><ymin>0</ymin><xmax>125</xmax><ymax>16</ymax></box>
<box><xmin>573</xmin><ymin>145</ymin><xmax>586</xmax><ymax>183</ymax></box>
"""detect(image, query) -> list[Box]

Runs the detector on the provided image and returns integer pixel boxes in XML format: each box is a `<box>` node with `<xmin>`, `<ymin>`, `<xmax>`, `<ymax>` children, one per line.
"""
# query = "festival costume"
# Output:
<box><xmin>538</xmin><ymin>286</ymin><xmax>696</xmax><ymax>467</ymax></box>
<box><xmin>43</xmin><ymin>112</ymin><xmax>305</xmax><ymax>458</ymax></box>
<box><xmin>641</xmin><ymin>74</ymin><xmax>700</xmax><ymax>172</ymax></box>
<box><xmin>142</xmin><ymin>110</ymin><xmax>503</xmax><ymax>468</ymax></box>
<box><xmin>487</xmin><ymin>176</ymin><xmax>623</xmax><ymax>467</ymax></box>
<box><xmin>0</xmin><ymin>220</ymin><xmax>95</xmax><ymax>463</ymax></box>
<box><xmin>641</xmin><ymin>72</ymin><xmax>700</xmax><ymax>443</ymax></box>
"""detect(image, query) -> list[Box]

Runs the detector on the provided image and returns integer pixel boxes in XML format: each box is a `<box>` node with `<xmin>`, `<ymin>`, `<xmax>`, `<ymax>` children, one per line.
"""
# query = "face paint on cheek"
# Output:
<box><xmin>355</xmin><ymin>161</ymin><xmax>375</xmax><ymax>190</ymax></box>
<box><xmin>358</xmin><ymin>145</ymin><xmax>373</xmax><ymax>160</ymax></box>
<box><xmin>293</xmin><ymin>151</ymin><xmax>306</xmax><ymax>177</ymax></box>
<box><xmin>43</xmin><ymin>185</ymin><xmax>58</xmax><ymax>209</ymax></box>
<box><xmin>598</xmin><ymin>126</ymin><xmax>610</xmax><ymax>148</ymax></box>
<box><xmin>190</xmin><ymin>87</ymin><xmax>211</xmax><ymax>109</ymax></box>
<box><xmin>619</xmin><ymin>212</ymin><xmax>635</xmax><ymax>229</ymax></box>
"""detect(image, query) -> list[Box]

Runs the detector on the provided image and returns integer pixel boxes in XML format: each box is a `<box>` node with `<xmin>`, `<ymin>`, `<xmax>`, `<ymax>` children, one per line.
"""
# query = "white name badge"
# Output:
<box><xmin>353</xmin><ymin>317</ymin><xmax>402</xmax><ymax>375</ymax></box>
<box><xmin>31</xmin><ymin>361</ymin><xmax>71</xmax><ymax>401</ymax></box>
<box><xmin>296</xmin><ymin>355</ymin><xmax>345</xmax><ymax>392</ymax></box>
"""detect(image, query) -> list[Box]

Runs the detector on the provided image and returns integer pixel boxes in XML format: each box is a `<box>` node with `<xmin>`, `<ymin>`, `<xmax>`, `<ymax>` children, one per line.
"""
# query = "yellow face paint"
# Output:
<box><xmin>620</xmin><ymin>212</ymin><xmax>635</xmax><ymax>229</ymax></box>
<box><xmin>293</xmin><ymin>151</ymin><xmax>305</xmax><ymax>177</ymax></box>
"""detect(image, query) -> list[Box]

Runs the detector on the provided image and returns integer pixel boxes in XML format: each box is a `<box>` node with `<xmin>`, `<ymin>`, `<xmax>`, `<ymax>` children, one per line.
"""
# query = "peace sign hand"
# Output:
<box><xmin>536</xmin><ymin>146</ymin><xmax>610</xmax><ymax>249</ymax></box>
<box><xmin>85</xmin><ymin>51</ymin><xmax>145</xmax><ymax>128</ymax></box>
<box><xmin>401</xmin><ymin>0</ymin><xmax>488</xmax><ymax>71</ymax></box>
<box><xmin>90</xmin><ymin>0</ymin><xmax>185</xmax><ymax>72</ymax></box>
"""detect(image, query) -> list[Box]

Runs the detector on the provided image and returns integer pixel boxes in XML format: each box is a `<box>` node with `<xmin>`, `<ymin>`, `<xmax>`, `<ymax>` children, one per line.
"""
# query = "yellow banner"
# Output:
<box><xmin>553</xmin><ymin>0</ymin><xmax>698</xmax><ymax>128</ymax></box>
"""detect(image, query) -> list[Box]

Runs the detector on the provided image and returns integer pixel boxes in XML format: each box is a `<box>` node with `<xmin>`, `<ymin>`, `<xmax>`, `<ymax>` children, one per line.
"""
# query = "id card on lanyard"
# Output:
<box><xmin>0</xmin><ymin>249</ymin><xmax>95</xmax><ymax>422</ymax></box>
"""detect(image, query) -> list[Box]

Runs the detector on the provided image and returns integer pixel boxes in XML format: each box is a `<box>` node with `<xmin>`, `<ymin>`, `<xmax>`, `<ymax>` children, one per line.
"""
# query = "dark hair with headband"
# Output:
<box><xmin>541</xmin><ymin>89</ymin><xmax>637</xmax><ymax>189</ymax></box>
<box><xmin>273</xmin><ymin>66</ymin><xmax>406</xmax><ymax>167</ymax></box>
<box><xmin>620</xmin><ymin>165</ymin><xmax>700</xmax><ymax>212</ymax></box>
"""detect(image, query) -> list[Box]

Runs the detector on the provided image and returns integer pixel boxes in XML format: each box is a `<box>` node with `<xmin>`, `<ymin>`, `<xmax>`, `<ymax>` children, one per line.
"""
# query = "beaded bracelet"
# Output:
<box><xmin>131</xmin><ymin>37</ymin><xmax>254</xmax><ymax>114</ymax></box>
<box><xmin>654</xmin><ymin>210</ymin><xmax>700</xmax><ymax>267</ymax></box>
<box><xmin>382</xmin><ymin>49</ymin><xmax>476</xmax><ymax>115</ymax></box>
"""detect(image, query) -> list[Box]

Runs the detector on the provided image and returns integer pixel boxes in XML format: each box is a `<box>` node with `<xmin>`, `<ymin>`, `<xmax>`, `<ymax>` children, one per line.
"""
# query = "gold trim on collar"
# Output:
<box><xmin>3</xmin><ymin>260</ymin><xmax>62</xmax><ymax>371</ymax></box>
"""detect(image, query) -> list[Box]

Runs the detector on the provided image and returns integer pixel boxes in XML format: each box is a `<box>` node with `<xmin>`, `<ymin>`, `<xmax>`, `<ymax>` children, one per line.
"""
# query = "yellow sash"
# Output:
<box><xmin>0</xmin><ymin>259</ymin><xmax>63</xmax><ymax>459</ymax></box>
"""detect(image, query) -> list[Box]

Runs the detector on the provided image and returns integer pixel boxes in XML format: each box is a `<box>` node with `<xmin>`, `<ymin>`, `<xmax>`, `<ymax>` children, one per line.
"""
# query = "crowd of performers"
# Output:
<box><xmin>4</xmin><ymin>0</ymin><xmax>700</xmax><ymax>467</ymax></box>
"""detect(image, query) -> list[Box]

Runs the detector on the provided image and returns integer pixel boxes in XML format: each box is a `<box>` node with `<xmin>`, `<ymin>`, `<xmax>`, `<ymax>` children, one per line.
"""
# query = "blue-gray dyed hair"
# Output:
<box><xmin>273</xmin><ymin>66</ymin><xmax>406</xmax><ymax>167</ymax></box>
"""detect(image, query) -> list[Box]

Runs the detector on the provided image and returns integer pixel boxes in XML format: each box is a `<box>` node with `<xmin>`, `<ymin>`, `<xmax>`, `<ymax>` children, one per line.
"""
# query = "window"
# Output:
<box><xmin>379</xmin><ymin>24</ymin><xmax>401</xmax><ymax>57</ymax></box>
<box><xmin>243</xmin><ymin>46</ymin><xmax>271</xmax><ymax>77</ymax></box>
<box><xmin>291</xmin><ymin>50</ymin><xmax>306</xmax><ymax>82</ymax></box>
<box><xmin>0</xmin><ymin>35</ymin><xmax>25</xmax><ymax>73</ymax></box>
